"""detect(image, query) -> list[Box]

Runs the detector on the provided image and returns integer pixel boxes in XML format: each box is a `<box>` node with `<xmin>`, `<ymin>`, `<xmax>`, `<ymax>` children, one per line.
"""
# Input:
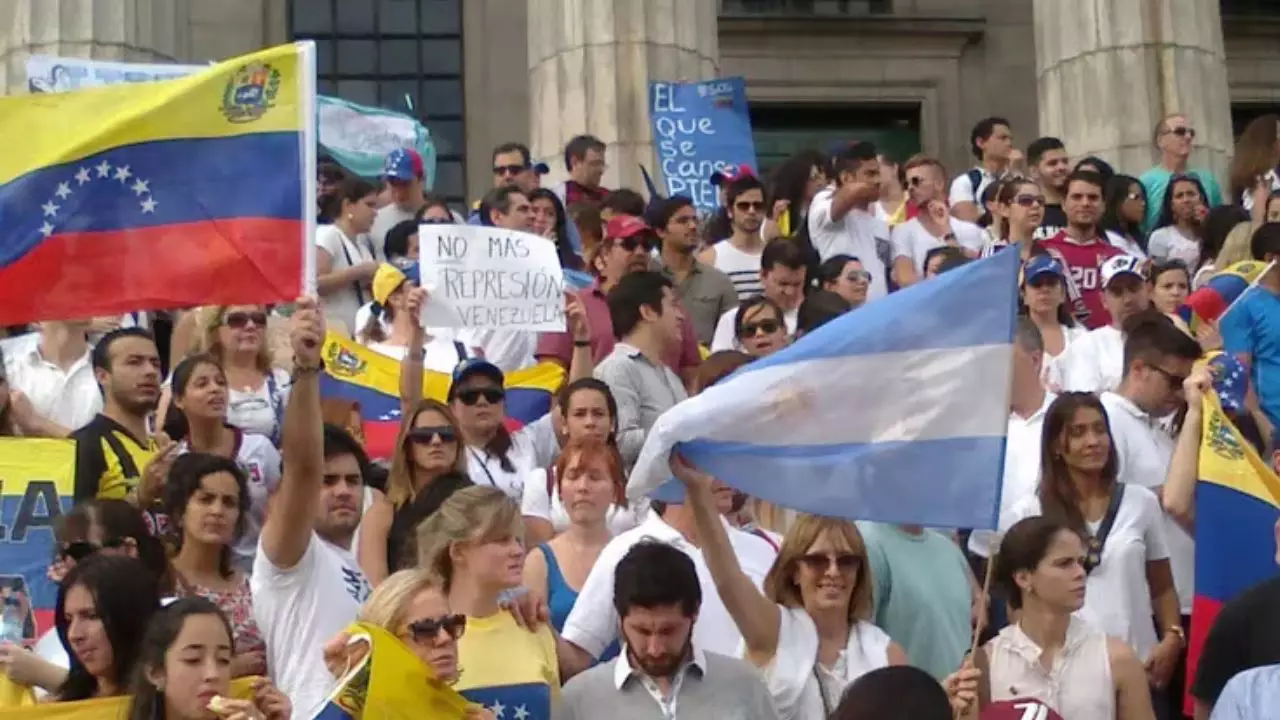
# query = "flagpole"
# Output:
<box><xmin>299</xmin><ymin>40</ymin><xmax>318</xmax><ymax>299</ymax></box>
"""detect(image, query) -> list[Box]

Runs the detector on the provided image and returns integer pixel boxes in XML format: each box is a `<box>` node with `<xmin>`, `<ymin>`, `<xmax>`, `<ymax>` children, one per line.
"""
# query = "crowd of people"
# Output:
<box><xmin>1</xmin><ymin>106</ymin><xmax>1280</xmax><ymax>720</ymax></box>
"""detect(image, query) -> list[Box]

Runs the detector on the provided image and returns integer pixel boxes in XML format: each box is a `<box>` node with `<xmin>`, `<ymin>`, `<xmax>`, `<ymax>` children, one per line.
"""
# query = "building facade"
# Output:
<box><xmin>1</xmin><ymin>0</ymin><xmax>1277</xmax><ymax>205</ymax></box>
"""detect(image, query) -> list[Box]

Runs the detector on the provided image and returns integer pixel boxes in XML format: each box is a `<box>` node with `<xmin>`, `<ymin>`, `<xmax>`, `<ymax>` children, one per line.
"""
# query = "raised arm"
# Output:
<box><xmin>1162</xmin><ymin>366</ymin><xmax>1210</xmax><ymax>525</ymax></box>
<box><xmin>356</xmin><ymin>490</ymin><xmax>394</xmax><ymax>586</ymax></box>
<box><xmin>670</xmin><ymin>453</ymin><xmax>782</xmax><ymax>666</ymax></box>
<box><xmin>259</xmin><ymin>297</ymin><xmax>326</xmax><ymax>570</ymax></box>
<box><xmin>564</xmin><ymin>293</ymin><xmax>594</xmax><ymax>384</ymax></box>
<box><xmin>398</xmin><ymin>287</ymin><xmax>429</xmax><ymax>417</ymax></box>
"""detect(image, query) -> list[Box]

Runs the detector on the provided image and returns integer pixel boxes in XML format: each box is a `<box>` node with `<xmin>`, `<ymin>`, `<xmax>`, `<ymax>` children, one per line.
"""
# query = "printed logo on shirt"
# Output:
<box><xmin>341</xmin><ymin>565</ymin><xmax>372</xmax><ymax>604</ymax></box>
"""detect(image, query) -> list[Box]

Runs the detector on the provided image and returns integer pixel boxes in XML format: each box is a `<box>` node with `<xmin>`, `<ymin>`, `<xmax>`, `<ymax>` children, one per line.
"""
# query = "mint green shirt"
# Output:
<box><xmin>1138</xmin><ymin>166</ymin><xmax>1224</xmax><ymax>235</ymax></box>
<box><xmin>857</xmin><ymin>522</ymin><xmax>972</xmax><ymax>680</ymax></box>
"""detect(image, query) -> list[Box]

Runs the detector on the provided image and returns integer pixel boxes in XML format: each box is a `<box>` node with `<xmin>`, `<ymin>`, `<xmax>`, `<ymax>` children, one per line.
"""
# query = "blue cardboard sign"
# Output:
<box><xmin>649</xmin><ymin>77</ymin><xmax>757</xmax><ymax>212</ymax></box>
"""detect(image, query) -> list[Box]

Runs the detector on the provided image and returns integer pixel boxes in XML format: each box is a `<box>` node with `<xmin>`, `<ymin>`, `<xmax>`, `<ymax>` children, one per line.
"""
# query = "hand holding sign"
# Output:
<box><xmin>565</xmin><ymin>292</ymin><xmax>590</xmax><ymax>342</ymax></box>
<box><xmin>405</xmin><ymin>286</ymin><xmax>429</xmax><ymax>325</ymax></box>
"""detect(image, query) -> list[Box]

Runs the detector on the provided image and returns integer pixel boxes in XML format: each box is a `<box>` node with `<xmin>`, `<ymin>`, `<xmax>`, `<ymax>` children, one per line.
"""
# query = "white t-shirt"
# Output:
<box><xmin>464</xmin><ymin>414</ymin><xmax>559</xmax><ymax>500</ymax></box>
<box><xmin>519</xmin><ymin>468</ymin><xmax>647</xmax><ymax>537</ymax></box>
<box><xmin>762</xmin><ymin>608</ymin><xmax>891</xmax><ymax>720</ymax></box>
<box><xmin>1147</xmin><ymin>226</ymin><xmax>1201</xmax><ymax>268</ymax></box>
<box><xmin>316</xmin><ymin>224</ymin><xmax>375</xmax><ymax>332</ymax></box>
<box><xmin>1049</xmin><ymin>325</ymin><xmax>1124</xmax><ymax>394</ymax></box>
<box><xmin>1006</xmin><ymin>485</ymin><xmax>1169</xmax><ymax>661</ymax></box>
<box><xmin>363</xmin><ymin>337</ymin><xmax>474</xmax><ymax>374</ymax></box>
<box><xmin>1039</xmin><ymin>324</ymin><xmax>1089</xmax><ymax>389</ymax></box>
<box><xmin>709</xmin><ymin>306</ymin><xmax>799</xmax><ymax>353</ymax></box>
<box><xmin>1105</xmin><ymin>230</ymin><xmax>1147</xmax><ymax>258</ymax></box>
<box><xmin>3</xmin><ymin>343</ymin><xmax>100</xmax><ymax>432</ymax></box>
<box><xmin>226</xmin><ymin>368</ymin><xmax>291</xmax><ymax>443</ymax></box>
<box><xmin>1101</xmin><ymin>392</ymin><xmax>1193</xmax><ymax>614</ymax></box>
<box><xmin>251</xmin><ymin>535</ymin><xmax>371</xmax><ymax>718</ymax></box>
<box><xmin>969</xmin><ymin>392</ymin><xmax>1055</xmax><ymax>558</ymax></box>
<box><xmin>948</xmin><ymin>167</ymin><xmax>1000</xmax><ymax>208</ymax></box>
<box><xmin>712</xmin><ymin>241</ymin><xmax>765</xmax><ymax>301</ymax></box>
<box><xmin>176</xmin><ymin>432</ymin><xmax>282</xmax><ymax>573</ymax></box>
<box><xmin>889</xmin><ymin>217</ymin><xmax>986</xmax><ymax>275</ymax></box>
<box><xmin>806</xmin><ymin>187</ymin><xmax>889</xmax><ymax>302</ymax></box>
<box><xmin>561</xmin><ymin>513</ymin><xmax>778</xmax><ymax>659</ymax></box>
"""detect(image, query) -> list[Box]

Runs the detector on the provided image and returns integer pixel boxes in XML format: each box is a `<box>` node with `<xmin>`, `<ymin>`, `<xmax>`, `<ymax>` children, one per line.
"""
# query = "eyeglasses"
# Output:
<box><xmin>223</xmin><ymin>311</ymin><xmax>268</xmax><ymax>329</ymax></box>
<box><xmin>734</xmin><ymin>201</ymin><xmax>765</xmax><ymax>212</ymax></box>
<box><xmin>420</xmin><ymin>216</ymin><xmax>452</xmax><ymax>225</ymax></box>
<box><xmin>1149</xmin><ymin>365</ymin><xmax>1188</xmax><ymax>390</ymax></box>
<box><xmin>844</xmin><ymin>270</ymin><xmax>872</xmax><ymax>284</ymax></box>
<box><xmin>1167</xmin><ymin>127</ymin><xmax>1196</xmax><ymax>139</ymax></box>
<box><xmin>408</xmin><ymin>425</ymin><xmax>457</xmax><ymax>445</ymax></box>
<box><xmin>612</xmin><ymin>236</ymin><xmax>651</xmax><ymax>253</ymax></box>
<box><xmin>492</xmin><ymin>164</ymin><xmax>527</xmax><ymax>177</ymax></box>
<box><xmin>738</xmin><ymin>319</ymin><xmax>781</xmax><ymax>337</ymax></box>
<box><xmin>907</xmin><ymin>176</ymin><xmax>927</xmax><ymax>187</ymax></box>
<box><xmin>407</xmin><ymin>614</ymin><xmax>467</xmax><ymax>643</ymax></box>
<box><xmin>797</xmin><ymin>552</ymin><xmax>861</xmax><ymax>573</ymax></box>
<box><xmin>57</xmin><ymin>537</ymin><xmax>127</xmax><ymax>562</ymax></box>
<box><xmin>455</xmin><ymin>388</ymin><xmax>506</xmax><ymax>406</ymax></box>
<box><xmin>1013</xmin><ymin>194</ymin><xmax>1046</xmax><ymax>208</ymax></box>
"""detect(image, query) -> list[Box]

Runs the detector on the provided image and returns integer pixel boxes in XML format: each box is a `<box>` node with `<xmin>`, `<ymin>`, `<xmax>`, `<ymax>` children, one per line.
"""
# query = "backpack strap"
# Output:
<box><xmin>966</xmin><ymin>168</ymin><xmax>984</xmax><ymax>199</ymax></box>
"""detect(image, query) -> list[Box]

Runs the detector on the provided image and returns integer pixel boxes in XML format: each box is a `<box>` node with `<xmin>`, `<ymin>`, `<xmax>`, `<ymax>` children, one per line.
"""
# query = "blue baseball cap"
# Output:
<box><xmin>1020</xmin><ymin>255</ymin><xmax>1065</xmax><ymax>285</ymax></box>
<box><xmin>383</xmin><ymin>148</ymin><xmax>425</xmax><ymax>181</ymax></box>
<box><xmin>449</xmin><ymin>357</ymin><xmax>504</xmax><ymax>398</ymax></box>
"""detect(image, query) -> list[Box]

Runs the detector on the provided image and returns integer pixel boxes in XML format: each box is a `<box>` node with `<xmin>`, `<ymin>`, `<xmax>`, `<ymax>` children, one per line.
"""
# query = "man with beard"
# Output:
<box><xmin>699</xmin><ymin>174</ymin><xmax>768</xmax><ymax>301</ymax></box>
<box><xmin>1039</xmin><ymin>170</ymin><xmax>1124</xmax><ymax>329</ymax></box>
<box><xmin>652</xmin><ymin>195</ymin><xmax>737</xmax><ymax>346</ymax></box>
<box><xmin>558</xmin><ymin>541</ymin><xmax>780</xmax><ymax>720</ymax></box>
<box><xmin>71</xmin><ymin>328</ymin><xmax>163</xmax><ymax>504</ymax></box>
<box><xmin>252</xmin><ymin>297</ymin><xmax>373</xmax><ymax>717</ymax></box>
<box><xmin>1028</xmin><ymin>137</ymin><xmax>1072</xmax><ymax>240</ymax></box>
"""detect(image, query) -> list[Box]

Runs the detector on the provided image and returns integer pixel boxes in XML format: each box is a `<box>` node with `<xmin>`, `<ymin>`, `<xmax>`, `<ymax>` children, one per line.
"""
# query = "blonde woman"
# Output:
<box><xmin>671</xmin><ymin>454</ymin><xmax>906</xmax><ymax>720</ymax></box>
<box><xmin>417</xmin><ymin>486</ymin><xmax>559</xmax><ymax>718</ymax></box>
<box><xmin>358</xmin><ymin>399</ymin><xmax>472</xmax><ymax>585</ymax></box>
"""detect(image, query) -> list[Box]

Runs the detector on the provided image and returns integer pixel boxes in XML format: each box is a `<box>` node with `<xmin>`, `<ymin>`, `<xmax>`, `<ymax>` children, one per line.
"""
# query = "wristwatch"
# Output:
<box><xmin>1164</xmin><ymin>624</ymin><xmax>1186</xmax><ymax>647</ymax></box>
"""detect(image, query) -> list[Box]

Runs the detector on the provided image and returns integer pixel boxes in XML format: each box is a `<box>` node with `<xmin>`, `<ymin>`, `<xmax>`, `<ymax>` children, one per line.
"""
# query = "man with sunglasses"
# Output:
<box><xmin>369</xmin><ymin>148</ymin><xmax>429</xmax><ymax>263</ymax></box>
<box><xmin>890</xmin><ymin>155</ymin><xmax>985</xmax><ymax>287</ymax></box>
<box><xmin>699</xmin><ymin>174</ymin><xmax>767</xmax><ymax>301</ymax></box>
<box><xmin>710</xmin><ymin>240</ymin><xmax>807</xmax><ymax>353</ymax></box>
<box><xmin>1099</xmin><ymin>310</ymin><xmax>1202</xmax><ymax>715</ymax></box>
<box><xmin>1140</xmin><ymin>114</ymin><xmax>1224</xmax><ymax>235</ymax></box>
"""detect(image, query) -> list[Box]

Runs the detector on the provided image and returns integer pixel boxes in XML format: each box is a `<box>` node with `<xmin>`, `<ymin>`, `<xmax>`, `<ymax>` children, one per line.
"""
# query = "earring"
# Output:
<box><xmin>347</xmin><ymin>213</ymin><xmax>354</xmax><ymax>220</ymax></box>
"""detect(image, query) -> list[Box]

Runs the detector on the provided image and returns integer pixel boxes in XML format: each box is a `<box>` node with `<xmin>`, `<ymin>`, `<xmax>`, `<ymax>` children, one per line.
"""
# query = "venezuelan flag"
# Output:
<box><xmin>311</xmin><ymin>623</ymin><xmax>471</xmax><ymax>719</ymax></box>
<box><xmin>0</xmin><ymin>675</ymin><xmax>262</xmax><ymax>716</ymax></box>
<box><xmin>1176</xmin><ymin>260</ymin><xmax>1269</xmax><ymax>334</ymax></box>
<box><xmin>0</xmin><ymin>43</ymin><xmax>315</xmax><ymax>326</ymax></box>
<box><xmin>1184</xmin><ymin>392</ymin><xmax>1280</xmax><ymax>713</ymax></box>
<box><xmin>319</xmin><ymin>333</ymin><xmax>564</xmax><ymax>460</ymax></box>
<box><xmin>0</xmin><ymin>439</ymin><xmax>75</xmax><ymax>637</ymax></box>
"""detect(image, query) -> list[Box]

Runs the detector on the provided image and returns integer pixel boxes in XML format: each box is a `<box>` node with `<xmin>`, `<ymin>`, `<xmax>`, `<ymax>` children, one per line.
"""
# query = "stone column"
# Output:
<box><xmin>527</xmin><ymin>0</ymin><xmax>720</xmax><ymax>193</ymax></box>
<box><xmin>0</xmin><ymin>0</ymin><xmax>192</xmax><ymax>96</ymax></box>
<box><xmin>1033</xmin><ymin>0</ymin><xmax>1232</xmax><ymax>183</ymax></box>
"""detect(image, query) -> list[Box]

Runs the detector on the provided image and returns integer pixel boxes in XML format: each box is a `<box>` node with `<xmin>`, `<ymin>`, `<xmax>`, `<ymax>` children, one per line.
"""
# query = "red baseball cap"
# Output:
<box><xmin>604</xmin><ymin>214</ymin><xmax>651</xmax><ymax>241</ymax></box>
<box><xmin>981</xmin><ymin>699</ymin><xmax>1064</xmax><ymax>720</ymax></box>
<box><xmin>709</xmin><ymin>163</ymin><xmax>755</xmax><ymax>186</ymax></box>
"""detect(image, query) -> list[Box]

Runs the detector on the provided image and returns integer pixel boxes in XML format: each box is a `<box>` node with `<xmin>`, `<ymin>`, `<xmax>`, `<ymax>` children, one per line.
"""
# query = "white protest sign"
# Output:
<box><xmin>418</xmin><ymin>225</ymin><xmax>566</xmax><ymax>332</ymax></box>
<box><xmin>25</xmin><ymin>55</ymin><xmax>204</xmax><ymax>93</ymax></box>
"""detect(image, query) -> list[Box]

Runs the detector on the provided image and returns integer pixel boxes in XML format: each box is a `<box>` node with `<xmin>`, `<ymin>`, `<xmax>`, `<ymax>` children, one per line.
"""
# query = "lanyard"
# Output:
<box><xmin>468</xmin><ymin>448</ymin><xmax>500</xmax><ymax>489</ymax></box>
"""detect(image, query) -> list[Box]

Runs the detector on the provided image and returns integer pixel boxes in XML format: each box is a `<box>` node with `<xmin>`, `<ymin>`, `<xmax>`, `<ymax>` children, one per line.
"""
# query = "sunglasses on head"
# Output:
<box><xmin>798</xmin><ymin>552</ymin><xmax>861</xmax><ymax>573</ymax></box>
<box><xmin>408</xmin><ymin>425</ymin><xmax>457</xmax><ymax>445</ymax></box>
<box><xmin>1013</xmin><ymin>194</ymin><xmax>1046</xmax><ymax>208</ymax></box>
<box><xmin>734</xmin><ymin>200</ymin><xmax>765</xmax><ymax>212</ymax></box>
<box><xmin>492</xmin><ymin>164</ymin><xmax>528</xmax><ymax>177</ymax></box>
<box><xmin>223</xmin><ymin>311</ymin><xmax>268</xmax><ymax>329</ymax></box>
<box><xmin>58</xmin><ymin>537</ymin><xmax>127</xmax><ymax>562</ymax></box>
<box><xmin>455</xmin><ymin>388</ymin><xmax>505</xmax><ymax>406</ymax></box>
<box><xmin>738</xmin><ymin>319</ymin><xmax>781</xmax><ymax>337</ymax></box>
<box><xmin>407</xmin><ymin>614</ymin><xmax>466</xmax><ymax>643</ymax></box>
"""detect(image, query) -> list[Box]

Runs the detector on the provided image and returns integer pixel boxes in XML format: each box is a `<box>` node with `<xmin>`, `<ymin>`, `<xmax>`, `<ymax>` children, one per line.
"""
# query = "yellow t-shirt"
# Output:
<box><xmin>455</xmin><ymin>612</ymin><xmax>559</xmax><ymax>720</ymax></box>
<box><xmin>70</xmin><ymin>414</ymin><xmax>157</xmax><ymax>502</ymax></box>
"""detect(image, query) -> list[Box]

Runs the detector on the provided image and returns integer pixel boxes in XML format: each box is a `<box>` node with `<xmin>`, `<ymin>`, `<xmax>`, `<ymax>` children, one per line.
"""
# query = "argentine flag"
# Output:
<box><xmin>628</xmin><ymin>248</ymin><xmax>1020</xmax><ymax>529</ymax></box>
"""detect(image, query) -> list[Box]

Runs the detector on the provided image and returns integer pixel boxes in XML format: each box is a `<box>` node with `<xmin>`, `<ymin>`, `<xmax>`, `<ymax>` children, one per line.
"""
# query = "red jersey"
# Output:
<box><xmin>1038</xmin><ymin>230</ymin><xmax>1124</xmax><ymax>329</ymax></box>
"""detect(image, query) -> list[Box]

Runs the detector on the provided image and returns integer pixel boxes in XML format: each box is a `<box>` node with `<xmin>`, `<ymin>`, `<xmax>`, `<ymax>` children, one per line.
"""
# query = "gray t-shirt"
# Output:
<box><xmin>368</xmin><ymin>204</ymin><xmax>415</xmax><ymax>262</ymax></box>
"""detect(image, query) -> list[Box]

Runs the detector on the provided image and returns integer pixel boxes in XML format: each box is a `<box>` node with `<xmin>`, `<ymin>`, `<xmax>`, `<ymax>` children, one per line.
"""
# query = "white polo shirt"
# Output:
<box><xmin>4</xmin><ymin>342</ymin><xmax>101</xmax><ymax>432</ymax></box>
<box><xmin>1101</xmin><ymin>392</ymin><xmax>1194</xmax><ymax>614</ymax></box>
<box><xmin>806</xmin><ymin>187</ymin><xmax>889</xmax><ymax>302</ymax></box>
<box><xmin>969</xmin><ymin>391</ymin><xmax>1056</xmax><ymax>558</ymax></box>
<box><xmin>561</xmin><ymin>513</ymin><xmax>779</xmax><ymax>659</ymax></box>
<box><xmin>1051</xmin><ymin>325</ymin><xmax>1124</xmax><ymax>394</ymax></box>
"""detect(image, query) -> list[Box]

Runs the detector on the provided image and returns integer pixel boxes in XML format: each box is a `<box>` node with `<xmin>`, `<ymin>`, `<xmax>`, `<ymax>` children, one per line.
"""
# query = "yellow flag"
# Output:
<box><xmin>0</xmin><ymin>676</ymin><xmax>259</xmax><ymax>718</ymax></box>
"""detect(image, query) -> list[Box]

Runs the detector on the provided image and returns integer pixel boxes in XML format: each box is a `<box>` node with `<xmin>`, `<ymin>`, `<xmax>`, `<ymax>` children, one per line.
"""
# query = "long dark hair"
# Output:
<box><xmin>993</xmin><ymin>516</ymin><xmax>1084</xmax><ymax>610</ymax></box>
<box><xmin>56</xmin><ymin>555</ymin><xmax>162</xmax><ymax>701</ymax></box>
<box><xmin>1155</xmin><ymin>173</ymin><xmax>1208</xmax><ymax>231</ymax></box>
<box><xmin>529</xmin><ymin>188</ymin><xmax>583</xmax><ymax>271</ymax></box>
<box><xmin>162</xmin><ymin>353</ymin><xmax>224</xmax><ymax>441</ymax></box>
<box><xmin>319</xmin><ymin>176</ymin><xmax>377</xmax><ymax>223</ymax></box>
<box><xmin>55</xmin><ymin>499</ymin><xmax>173</xmax><ymax>594</ymax></box>
<box><xmin>1037</xmin><ymin>393</ymin><xmax>1120</xmax><ymax>539</ymax></box>
<box><xmin>163</xmin><ymin>453</ymin><xmax>250</xmax><ymax>579</ymax></box>
<box><xmin>768</xmin><ymin>150</ymin><xmax>828</xmax><ymax>288</ymax></box>
<box><xmin>127</xmin><ymin>597</ymin><xmax>235</xmax><ymax>720</ymax></box>
<box><xmin>557</xmin><ymin>377</ymin><xmax>619</xmax><ymax>446</ymax></box>
<box><xmin>1100</xmin><ymin>174</ymin><xmax>1147</xmax><ymax>252</ymax></box>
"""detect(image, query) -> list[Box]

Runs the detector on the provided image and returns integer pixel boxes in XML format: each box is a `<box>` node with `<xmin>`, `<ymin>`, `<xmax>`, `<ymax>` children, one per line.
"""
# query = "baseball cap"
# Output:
<box><xmin>449</xmin><ymin>358</ymin><xmax>505</xmax><ymax>397</ymax></box>
<box><xmin>1101</xmin><ymin>254</ymin><xmax>1148</xmax><ymax>288</ymax></box>
<box><xmin>1020</xmin><ymin>255</ymin><xmax>1065</xmax><ymax>285</ymax></box>
<box><xmin>532</xmin><ymin>161</ymin><xmax>551</xmax><ymax>175</ymax></box>
<box><xmin>709</xmin><ymin>163</ymin><xmax>755</xmax><ymax>187</ymax></box>
<box><xmin>383</xmin><ymin>148</ymin><xmax>425</xmax><ymax>182</ymax></box>
<box><xmin>981</xmin><ymin>699</ymin><xmax>1064</xmax><ymax>720</ymax></box>
<box><xmin>604</xmin><ymin>214</ymin><xmax>652</xmax><ymax>241</ymax></box>
<box><xmin>371</xmin><ymin>264</ymin><xmax>409</xmax><ymax>307</ymax></box>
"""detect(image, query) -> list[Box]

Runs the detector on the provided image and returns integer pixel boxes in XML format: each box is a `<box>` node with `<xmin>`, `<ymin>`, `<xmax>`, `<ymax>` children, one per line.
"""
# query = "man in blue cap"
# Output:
<box><xmin>370</xmin><ymin>147</ymin><xmax>427</xmax><ymax>261</ymax></box>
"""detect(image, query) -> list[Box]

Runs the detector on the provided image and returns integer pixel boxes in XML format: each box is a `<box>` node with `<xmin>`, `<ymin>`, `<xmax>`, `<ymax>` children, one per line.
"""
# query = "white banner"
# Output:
<box><xmin>25</xmin><ymin>55</ymin><xmax>204</xmax><ymax>93</ymax></box>
<box><xmin>418</xmin><ymin>225</ymin><xmax>566</xmax><ymax>332</ymax></box>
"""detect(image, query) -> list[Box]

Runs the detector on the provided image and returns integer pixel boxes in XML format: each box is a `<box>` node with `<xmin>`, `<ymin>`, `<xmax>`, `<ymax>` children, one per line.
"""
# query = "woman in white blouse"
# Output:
<box><xmin>945</xmin><ymin>515</ymin><xmax>1155</xmax><ymax>720</ymax></box>
<box><xmin>1019</xmin><ymin>254</ymin><xmax>1085</xmax><ymax>386</ymax></box>
<box><xmin>671</xmin><ymin>454</ymin><xmax>906</xmax><ymax>720</ymax></box>
<box><xmin>1003</xmin><ymin>393</ymin><xmax>1184</xmax><ymax>692</ymax></box>
<box><xmin>315</xmin><ymin>177</ymin><xmax>379</xmax><ymax>333</ymax></box>
<box><xmin>1148</xmin><ymin>175</ymin><xmax>1208</xmax><ymax>270</ymax></box>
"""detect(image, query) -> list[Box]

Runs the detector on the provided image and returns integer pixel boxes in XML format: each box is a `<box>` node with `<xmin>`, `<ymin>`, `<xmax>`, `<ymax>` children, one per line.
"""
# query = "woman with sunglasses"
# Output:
<box><xmin>163</xmin><ymin>354</ymin><xmax>281</xmax><ymax>574</ymax></box>
<box><xmin>55</xmin><ymin>555</ymin><xmax>162</xmax><ymax>701</ymax></box>
<box><xmin>734</xmin><ymin>296</ymin><xmax>789</xmax><ymax>358</ymax></box>
<box><xmin>163</xmin><ymin>453</ymin><xmax>268</xmax><ymax>679</ymax></box>
<box><xmin>943</xmin><ymin>516</ymin><xmax>1156</xmax><ymax>720</ymax></box>
<box><xmin>358</xmin><ymin>399</ymin><xmax>472</xmax><ymax>586</ymax></box>
<box><xmin>670</xmin><ymin>453</ymin><xmax>904</xmax><ymax>720</ymax></box>
<box><xmin>1149</xmin><ymin>174</ymin><xmax>1209</xmax><ymax>269</ymax></box>
<box><xmin>983</xmin><ymin>178</ymin><xmax>1045</xmax><ymax>260</ymax></box>
<box><xmin>1002</xmin><ymin>393</ymin><xmax>1182</xmax><ymax>697</ymax></box>
<box><xmin>1101</xmin><ymin>176</ymin><xmax>1150</xmax><ymax>257</ymax></box>
<box><xmin>417</xmin><ymin>486</ymin><xmax>560</xmax><ymax>718</ymax></box>
<box><xmin>126</xmin><ymin>597</ymin><xmax>291</xmax><ymax>720</ymax></box>
<box><xmin>817</xmin><ymin>255</ymin><xmax>870</xmax><ymax>309</ymax></box>
<box><xmin>1019</xmin><ymin>254</ymin><xmax>1085</xmax><ymax>381</ymax></box>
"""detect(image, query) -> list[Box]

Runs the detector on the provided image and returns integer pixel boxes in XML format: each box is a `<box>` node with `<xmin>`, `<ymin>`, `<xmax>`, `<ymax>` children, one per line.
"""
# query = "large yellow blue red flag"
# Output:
<box><xmin>319</xmin><ymin>332</ymin><xmax>564</xmax><ymax>460</ymax></box>
<box><xmin>0</xmin><ymin>42</ymin><xmax>316</xmax><ymax>325</ymax></box>
<box><xmin>0</xmin><ymin>675</ymin><xmax>261</xmax><ymax>717</ymax></box>
<box><xmin>312</xmin><ymin>622</ymin><xmax>471</xmax><ymax>719</ymax></box>
<box><xmin>0</xmin><ymin>439</ymin><xmax>75</xmax><ymax>638</ymax></box>
<box><xmin>1184</xmin><ymin>392</ymin><xmax>1280</xmax><ymax>713</ymax></box>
